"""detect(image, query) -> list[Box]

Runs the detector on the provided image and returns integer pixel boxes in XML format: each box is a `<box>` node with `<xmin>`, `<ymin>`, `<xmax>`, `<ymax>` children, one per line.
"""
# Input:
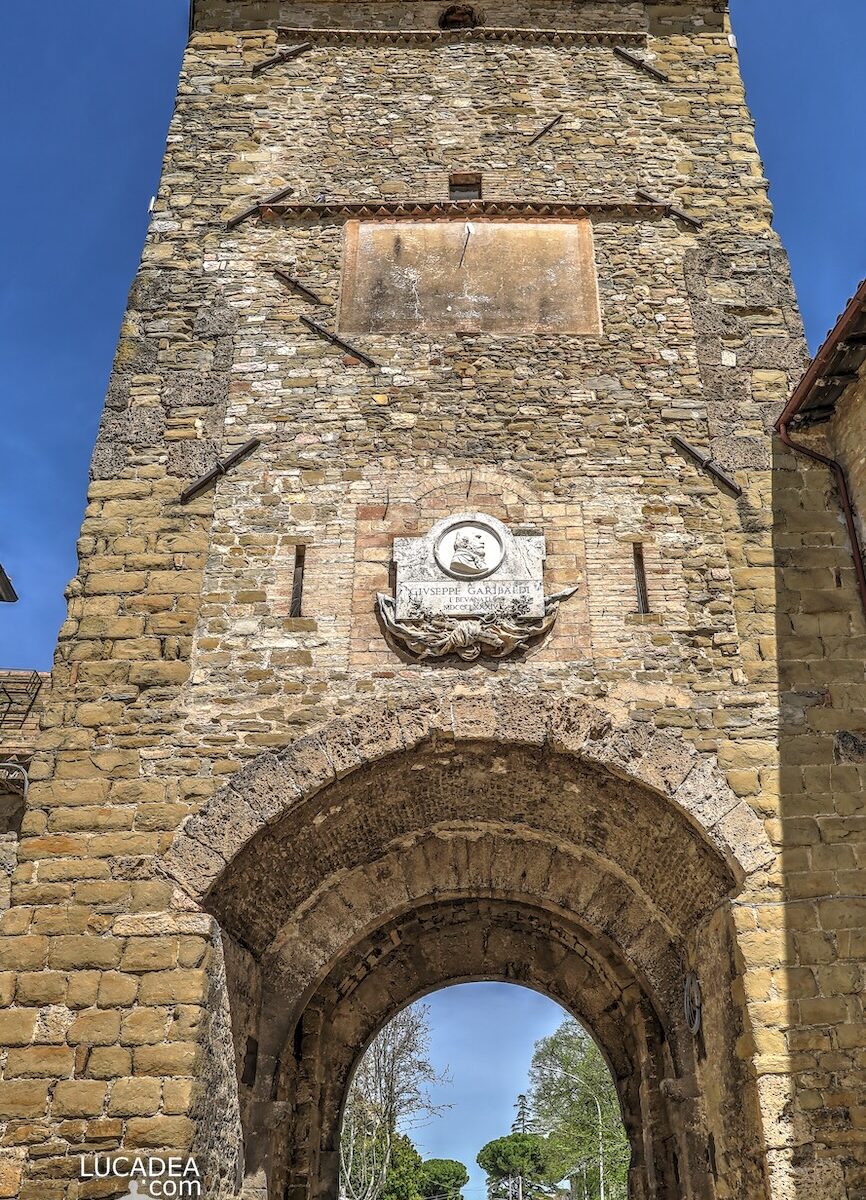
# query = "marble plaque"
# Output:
<box><xmin>339</xmin><ymin>219</ymin><xmax>601</xmax><ymax>334</ymax></box>
<box><xmin>393</xmin><ymin>514</ymin><xmax>545</xmax><ymax>620</ymax></box>
<box><xmin>377</xmin><ymin>512</ymin><xmax>577</xmax><ymax>662</ymax></box>
<box><xmin>397</xmin><ymin>578</ymin><xmax>543</xmax><ymax>619</ymax></box>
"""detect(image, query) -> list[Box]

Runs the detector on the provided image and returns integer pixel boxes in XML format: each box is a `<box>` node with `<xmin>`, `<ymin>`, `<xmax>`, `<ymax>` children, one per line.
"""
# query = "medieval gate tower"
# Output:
<box><xmin>2</xmin><ymin>1</ymin><xmax>864</xmax><ymax>1198</ymax></box>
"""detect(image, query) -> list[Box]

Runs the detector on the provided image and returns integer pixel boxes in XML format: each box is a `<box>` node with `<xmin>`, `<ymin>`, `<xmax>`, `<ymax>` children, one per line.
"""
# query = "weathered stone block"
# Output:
<box><xmin>125</xmin><ymin>1115</ymin><xmax>195</xmax><ymax>1151</ymax></box>
<box><xmin>0</xmin><ymin>1009</ymin><xmax>37</xmax><ymax>1046</ymax></box>
<box><xmin>0</xmin><ymin>1083</ymin><xmax>50</xmax><ymax>1119</ymax></box>
<box><xmin>133</xmin><ymin>1043</ymin><xmax>198</xmax><ymax>1076</ymax></box>
<box><xmin>51</xmin><ymin>1080</ymin><xmax>107</xmax><ymax>1118</ymax></box>
<box><xmin>48</xmin><ymin>937</ymin><xmax>121</xmax><ymax>971</ymax></box>
<box><xmin>108</xmin><ymin>1077</ymin><xmax>162</xmax><ymax>1117</ymax></box>
<box><xmin>67</xmin><ymin>1009</ymin><xmax>122</xmax><ymax>1046</ymax></box>
<box><xmin>120</xmin><ymin>938</ymin><xmax>179</xmax><ymax>973</ymax></box>
<box><xmin>5</xmin><ymin>1046</ymin><xmax>74</xmax><ymax>1079</ymax></box>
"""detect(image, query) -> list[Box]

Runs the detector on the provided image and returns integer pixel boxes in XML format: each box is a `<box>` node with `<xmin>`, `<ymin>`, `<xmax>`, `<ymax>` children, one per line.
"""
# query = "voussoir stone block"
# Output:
<box><xmin>273</xmin><ymin>736</ymin><xmax>336</xmax><ymax>801</ymax></box>
<box><xmin>491</xmin><ymin>690</ymin><xmax>549</xmax><ymax>746</ymax></box>
<box><xmin>161</xmin><ymin>830</ymin><xmax>227</xmax><ymax>903</ymax></box>
<box><xmin>635</xmin><ymin>734</ymin><xmax>700</xmax><ymax>796</ymax></box>
<box><xmin>224</xmin><ymin>754</ymin><xmax>304</xmax><ymax>823</ymax></box>
<box><xmin>674</xmin><ymin>757</ymin><xmax>740</xmax><ymax>830</ymax></box>
<box><xmin>546</xmin><ymin>696</ymin><xmax>613</xmax><ymax>758</ymax></box>
<box><xmin>713</xmin><ymin>801</ymin><xmax>777</xmax><ymax>877</ymax></box>
<box><xmin>315</xmin><ymin>703</ymin><xmax>409</xmax><ymax>778</ymax></box>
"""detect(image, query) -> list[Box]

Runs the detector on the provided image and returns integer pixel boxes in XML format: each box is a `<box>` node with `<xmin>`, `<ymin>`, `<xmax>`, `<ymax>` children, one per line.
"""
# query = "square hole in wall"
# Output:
<box><xmin>449</xmin><ymin>172</ymin><xmax>482</xmax><ymax>201</ymax></box>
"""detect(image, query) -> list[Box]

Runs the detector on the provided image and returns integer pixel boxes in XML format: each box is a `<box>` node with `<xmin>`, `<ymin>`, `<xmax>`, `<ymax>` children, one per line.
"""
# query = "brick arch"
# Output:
<box><xmin>412</xmin><ymin>467</ymin><xmax>544</xmax><ymax>520</ymax></box>
<box><xmin>163</xmin><ymin>688</ymin><xmax>773</xmax><ymax>905</ymax></box>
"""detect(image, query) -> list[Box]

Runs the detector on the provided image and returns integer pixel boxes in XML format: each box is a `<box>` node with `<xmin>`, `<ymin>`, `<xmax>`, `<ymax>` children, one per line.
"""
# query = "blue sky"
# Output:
<box><xmin>416</xmin><ymin>985</ymin><xmax>567</xmax><ymax>1196</ymax></box>
<box><xmin>0</xmin><ymin>2</ymin><xmax>188</xmax><ymax>669</ymax></box>
<box><xmin>1</xmin><ymin>3</ymin><xmax>866</xmax><ymax>669</ymax></box>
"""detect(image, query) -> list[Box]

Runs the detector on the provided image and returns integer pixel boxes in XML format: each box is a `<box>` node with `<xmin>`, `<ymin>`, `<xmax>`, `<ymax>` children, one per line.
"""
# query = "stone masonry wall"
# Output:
<box><xmin>833</xmin><ymin>375</ymin><xmax>866</xmax><ymax>548</ymax></box>
<box><xmin>0</xmin><ymin>2</ymin><xmax>863</xmax><ymax>1197</ymax></box>
<box><xmin>772</xmin><ymin>401</ymin><xmax>866</xmax><ymax>1199</ymax></box>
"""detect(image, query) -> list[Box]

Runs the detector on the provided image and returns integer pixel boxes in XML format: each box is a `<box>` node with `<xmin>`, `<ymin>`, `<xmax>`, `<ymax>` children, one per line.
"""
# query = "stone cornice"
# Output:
<box><xmin>258</xmin><ymin>199</ymin><xmax>669</xmax><ymax>222</ymax></box>
<box><xmin>276</xmin><ymin>26</ymin><xmax>648</xmax><ymax>48</ymax></box>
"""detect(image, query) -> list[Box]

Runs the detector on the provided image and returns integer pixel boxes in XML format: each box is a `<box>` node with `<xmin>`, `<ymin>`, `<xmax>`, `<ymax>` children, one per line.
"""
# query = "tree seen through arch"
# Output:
<box><xmin>338</xmin><ymin>986</ymin><xmax>629</xmax><ymax>1200</ymax></box>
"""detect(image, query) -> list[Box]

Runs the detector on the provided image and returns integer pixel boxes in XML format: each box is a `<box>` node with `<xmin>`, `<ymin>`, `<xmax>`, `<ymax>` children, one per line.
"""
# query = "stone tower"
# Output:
<box><xmin>2</xmin><ymin>2</ymin><xmax>864</xmax><ymax>1198</ymax></box>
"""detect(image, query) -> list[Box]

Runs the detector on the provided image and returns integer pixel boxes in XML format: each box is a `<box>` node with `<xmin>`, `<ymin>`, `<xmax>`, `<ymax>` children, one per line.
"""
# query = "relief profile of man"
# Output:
<box><xmin>449</xmin><ymin>529</ymin><xmax>488</xmax><ymax>577</ymax></box>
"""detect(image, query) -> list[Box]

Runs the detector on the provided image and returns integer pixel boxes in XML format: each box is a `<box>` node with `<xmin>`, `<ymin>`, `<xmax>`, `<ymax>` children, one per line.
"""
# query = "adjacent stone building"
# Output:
<box><xmin>0</xmin><ymin>675</ymin><xmax>47</xmax><ymax>917</ymax></box>
<box><xmin>0</xmin><ymin>1</ymin><xmax>864</xmax><ymax>1198</ymax></box>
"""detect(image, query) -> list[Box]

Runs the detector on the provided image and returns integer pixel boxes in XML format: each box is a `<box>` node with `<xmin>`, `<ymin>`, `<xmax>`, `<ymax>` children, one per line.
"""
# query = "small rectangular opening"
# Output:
<box><xmin>290</xmin><ymin>545</ymin><xmax>306</xmax><ymax>618</ymax></box>
<box><xmin>633</xmin><ymin>543</ymin><xmax>650</xmax><ymax>614</ymax></box>
<box><xmin>449</xmin><ymin>172</ymin><xmax>482</xmax><ymax>201</ymax></box>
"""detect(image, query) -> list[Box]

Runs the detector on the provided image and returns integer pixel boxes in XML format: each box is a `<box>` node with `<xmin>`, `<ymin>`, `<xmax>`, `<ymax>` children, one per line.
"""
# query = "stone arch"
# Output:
<box><xmin>164</xmin><ymin>689</ymin><xmax>772</xmax><ymax>905</ymax></box>
<box><xmin>162</xmin><ymin>690</ymin><xmax>773</xmax><ymax>1200</ymax></box>
<box><xmin>285</xmin><ymin>897</ymin><xmax>678</xmax><ymax>1200</ymax></box>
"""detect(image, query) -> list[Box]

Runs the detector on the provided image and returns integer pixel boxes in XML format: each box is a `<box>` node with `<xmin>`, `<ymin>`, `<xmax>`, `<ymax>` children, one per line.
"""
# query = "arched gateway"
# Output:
<box><xmin>165</xmin><ymin>692</ymin><xmax>772</xmax><ymax>1200</ymax></box>
<box><xmin>4</xmin><ymin>2</ymin><xmax>861</xmax><ymax>1197</ymax></box>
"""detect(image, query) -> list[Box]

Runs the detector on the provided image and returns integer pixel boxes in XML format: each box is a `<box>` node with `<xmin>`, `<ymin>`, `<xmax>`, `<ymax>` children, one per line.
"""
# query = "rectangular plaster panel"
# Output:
<box><xmin>338</xmin><ymin>219</ymin><xmax>601</xmax><ymax>335</ymax></box>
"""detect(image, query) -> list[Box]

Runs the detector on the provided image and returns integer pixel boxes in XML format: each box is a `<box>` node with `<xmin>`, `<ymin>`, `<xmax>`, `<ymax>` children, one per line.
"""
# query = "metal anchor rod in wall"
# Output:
<box><xmin>179</xmin><ymin>438</ymin><xmax>262</xmax><ymax>504</ymax></box>
<box><xmin>527</xmin><ymin>113</ymin><xmax>563</xmax><ymax>146</ymax></box>
<box><xmin>252</xmin><ymin>42</ymin><xmax>313</xmax><ymax>76</ymax></box>
<box><xmin>298</xmin><ymin>315</ymin><xmax>379</xmax><ymax>368</ymax></box>
<box><xmin>671</xmin><ymin>436</ymin><xmax>742</xmax><ymax>497</ymax></box>
<box><xmin>273</xmin><ymin>267</ymin><xmax>326</xmax><ymax>306</ymax></box>
<box><xmin>227</xmin><ymin>184</ymin><xmax>295</xmax><ymax>231</ymax></box>
<box><xmin>613</xmin><ymin>46</ymin><xmax>669</xmax><ymax>82</ymax></box>
<box><xmin>636</xmin><ymin>189</ymin><xmax>702</xmax><ymax>229</ymax></box>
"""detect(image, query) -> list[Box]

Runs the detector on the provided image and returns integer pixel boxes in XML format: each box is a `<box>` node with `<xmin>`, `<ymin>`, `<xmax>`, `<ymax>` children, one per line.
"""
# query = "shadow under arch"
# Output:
<box><xmin>163</xmin><ymin>691</ymin><xmax>775</xmax><ymax>1200</ymax></box>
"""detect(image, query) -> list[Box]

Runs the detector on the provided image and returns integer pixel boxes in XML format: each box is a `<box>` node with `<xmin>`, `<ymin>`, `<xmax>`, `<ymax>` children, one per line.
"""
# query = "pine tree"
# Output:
<box><xmin>512</xmin><ymin>1094</ymin><xmax>532</xmax><ymax>1135</ymax></box>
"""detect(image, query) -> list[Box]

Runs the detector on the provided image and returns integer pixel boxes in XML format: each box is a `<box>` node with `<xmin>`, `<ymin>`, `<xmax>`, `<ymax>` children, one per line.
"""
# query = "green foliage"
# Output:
<box><xmin>340</xmin><ymin>1004</ymin><xmax>451</xmax><ymax>1200</ymax></box>
<box><xmin>528</xmin><ymin>1019</ymin><xmax>630</xmax><ymax>1200</ymax></box>
<box><xmin>512</xmin><ymin>1094</ymin><xmax>534</xmax><ymax>1135</ymax></box>
<box><xmin>476</xmin><ymin>1132</ymin><xmax>554</xmax><ymax>1200</ymax></box>
<box><xmin>379</xmin><ymin>1137</ymin><xmax>468</xmax><ymax>1200</ymax></box>
<box><xmin>382</xmin><ymin>1135</ymin><xmax>424</xmax><ymax>1200</ymax></box>
<box><xmin>418</xmin><ymin>1158</ymin><xmax>469</xmax><ymax>1200</ymax></box>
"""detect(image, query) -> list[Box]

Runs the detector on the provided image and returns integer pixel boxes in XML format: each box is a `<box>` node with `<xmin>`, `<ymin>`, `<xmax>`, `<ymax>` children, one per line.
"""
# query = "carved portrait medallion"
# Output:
<box><xmin>434</xmin><ymin>518</ymin><xmax>504</xmax><ymax>580</ymax></box>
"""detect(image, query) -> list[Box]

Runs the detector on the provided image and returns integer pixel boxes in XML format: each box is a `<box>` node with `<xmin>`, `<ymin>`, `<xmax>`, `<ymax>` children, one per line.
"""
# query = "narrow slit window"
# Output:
<box><xmin>242</xmin><ymin>1037</ymin><xmax>259</xmax><ymax>1087</ymax></box>
<box><xmin>290</xmin><ymin>545</ymin><xmax>306</xmax><ymax>618</ymax></box>
<box><xmin>449</xmin><ymin>172</ymin><xmax>482</xmax><ymax>201</ymax></box>
<box><xmin>633</xmin><ymin>543</ymin><xmax>650</xmax><ymax>614</ymax></box>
